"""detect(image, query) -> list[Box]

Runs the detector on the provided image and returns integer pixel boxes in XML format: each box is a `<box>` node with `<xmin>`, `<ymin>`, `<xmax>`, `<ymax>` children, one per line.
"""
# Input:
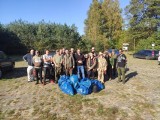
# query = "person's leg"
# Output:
<box><xmin>87</xmin><ymin>70</ymin><xmax>91</xmax><ymax>79</ymax></box>
<box><xmin>101</xmin><ymin>71</ymin><xmax>104</xmax><ymax>83</ymax></box>
<box><xmin>43</xmin><ymin>67</ymin><xmax>47</xmax><ymax>85</ymax></box>
<box><xmin>39</xmin><ymin>68</ymin><xmax>42</xmax><ymax>84</ymax></box>
<box><xmin>27</xmin><ymin>66</ymin><xmax>33</xmax><ymax>81</ymax></box>
<box><xmin>69</xmin><ymin>68</ymin><xmax>73</xmax><ymax>76</ymax></box>
<box><xmin>35</xmin><ymin>68</ymin><xmax>39</xmax><ymax>84</ymax></box>
<box><xmin>77</xmin><ymin>66</ymin><xmax>80</xmax><ymax>79</ymax></box>
<box><xmin>117</xmin><ymin>67</ymin><xmax>121</xmax><ymax>82</ymax></box>
<box><xmin>80</xmin><ymin>66</ymin><xmax>85</xmax><ymax>79</ymax></box>
<box><xmin>121</xmin><ymin>67</ymin><xmax>125</xmax><ymax>83</ymax></box>
<box><xmin>98</xmin><ymin>70</ymin><xmax>101</xmax><ymax>82</ymax></box>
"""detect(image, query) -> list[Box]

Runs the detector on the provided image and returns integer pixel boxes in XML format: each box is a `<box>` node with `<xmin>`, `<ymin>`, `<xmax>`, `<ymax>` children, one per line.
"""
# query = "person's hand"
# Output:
<box><xmin>78</xmin><ymin>60</ymin><xmax>82</xmax><ymax>63</ymax></box>
<box><xmin>112</xmin><ymin>66</ymin><xmax>114</xmax><ymax>69</ymax></box>
<box><xmin>73</xmin><ymin>66</ymin><xmax>75</xmax><ymax>68</ymax></box>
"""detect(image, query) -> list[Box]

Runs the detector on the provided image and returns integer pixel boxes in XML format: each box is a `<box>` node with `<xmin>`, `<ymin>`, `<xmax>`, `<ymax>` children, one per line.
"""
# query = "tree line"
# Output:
<box><xmin>0</xmin><ymin>0</ymin><xmax>159</xmax><ymax>55</ymax></box>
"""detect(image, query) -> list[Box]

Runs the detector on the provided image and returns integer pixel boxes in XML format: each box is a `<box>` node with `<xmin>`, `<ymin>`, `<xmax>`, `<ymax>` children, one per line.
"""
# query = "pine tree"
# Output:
<box><xmin>126</xmin><ymin>0</ymin><xmax>160</xmax><ymax>40</ymax></box>
<box><xmin>84</xmin><ymin>0</ymin><xmax>102</xmax><ymax>46</ymax></box>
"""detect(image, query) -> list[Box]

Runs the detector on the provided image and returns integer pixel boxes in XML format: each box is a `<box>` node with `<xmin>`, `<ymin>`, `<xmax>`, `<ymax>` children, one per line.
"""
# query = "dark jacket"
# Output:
<box><xmin>117</xmin><ymin>54</ymin><xmax>127</xmax><ymax>68</ymax></box>
<box><xmin>75</xmin><ymin>53</ymin><xmax>85</xmax><ymax>66</ymax></box>
<box><xmin>23</xmin><ymin>53</ymin><xmax>34</xmax><ymax>66</ymax></box>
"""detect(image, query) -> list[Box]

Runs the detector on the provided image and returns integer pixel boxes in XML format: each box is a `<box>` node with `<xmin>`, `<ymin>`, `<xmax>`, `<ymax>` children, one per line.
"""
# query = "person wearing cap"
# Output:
<box><xmin>32</xmin><ymin>51</ymin><xmax>43</xmax><ymax>84</ymax></box>
<box><xmin>116</xmin><ymin>49</ymin><xmax>127</xmax><ymax>84</ymax></box>
<box><xmin>97</xmin><ymin>52</ymin><xmax>107</xmax><ymax>83</ymax></box>
<box><xmin>23</xmin><ymin>49</ymin><xmax>34</xmax><ymax>82</ymax></box>
<box><xmin>87</xmin><ymin>52</ymin><xmax>97</xmax><ymax>79</ymax></box>
<box><xmin>63</xmin><ymin>49</ymin><xmax>75</xmax><ymax>76</ymax></box>
<box><xmin>53</xmin><ymin>49</ymin><xmax>63</xmax><ymax>83</ymax></box>
<box><xmin>75</xmin><ymin>49</ymin><xmax>85</xmax><ymax>79</ymax></box>
<box><xmin>43</xmin><ymin>50</ymin><xmax>52</xmax><ymax>85</ymax></box>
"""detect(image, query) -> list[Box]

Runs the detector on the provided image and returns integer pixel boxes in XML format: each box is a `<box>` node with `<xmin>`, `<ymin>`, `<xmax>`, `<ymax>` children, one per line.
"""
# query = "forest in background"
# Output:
<box><xmin>0</xmin><ymin>0</ymin><xmax>160</xmax><ymax>55</ymax></box>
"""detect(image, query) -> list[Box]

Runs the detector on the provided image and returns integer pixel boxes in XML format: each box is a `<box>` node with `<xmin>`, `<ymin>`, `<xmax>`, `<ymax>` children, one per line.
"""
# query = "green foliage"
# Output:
<box><xmin>0</xmin><ymin>20</ymin><xmax>81</xmax><ymax>54</ymax></box>
<box><xmin>136</xmin><ymin>32</ymin><xmax>160</xmax><ymax>51</ymax></box>
<box><xmin>85</xmin><ymin>0</ymin><xmax>123</xmax><ymax>49</ymax></box>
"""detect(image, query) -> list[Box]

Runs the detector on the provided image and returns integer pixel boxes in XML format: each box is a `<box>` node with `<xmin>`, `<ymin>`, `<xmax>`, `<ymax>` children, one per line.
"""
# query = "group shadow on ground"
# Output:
<box><xmin>125</xmin><ymin>71</ymin><xmax>138</xmax><ymax>83</ymax></box>
<box><xmin>3</xmin><ymin>67</ymin><xmax>27</xmax><ymax>79</ymax></box>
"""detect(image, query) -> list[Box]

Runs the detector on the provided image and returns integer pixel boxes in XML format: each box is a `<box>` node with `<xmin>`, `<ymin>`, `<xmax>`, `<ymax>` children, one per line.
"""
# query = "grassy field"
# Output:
<box><xmin>0</xmin><ymin>53</ymin><xmax>160</xmax><ymax>120</ymax></box>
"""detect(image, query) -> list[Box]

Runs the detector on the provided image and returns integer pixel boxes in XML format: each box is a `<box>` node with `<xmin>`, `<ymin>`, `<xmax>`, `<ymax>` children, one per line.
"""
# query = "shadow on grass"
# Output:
<box><xmin>3</xmin><ymin>67</ymin><xmax>27</xmax><ymax>79</ymax></box>
<box><xmin>125</xmin><ymin>71</ymin><xmax>138</xmax><ymax>83</ymax></box>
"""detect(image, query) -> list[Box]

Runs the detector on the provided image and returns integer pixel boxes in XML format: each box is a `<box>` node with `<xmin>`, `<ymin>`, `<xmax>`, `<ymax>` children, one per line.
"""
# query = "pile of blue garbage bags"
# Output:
<box><xmin>58</xmin><ymin>75</ymin><xmax>105</xmax><ymax>95</ymax></box>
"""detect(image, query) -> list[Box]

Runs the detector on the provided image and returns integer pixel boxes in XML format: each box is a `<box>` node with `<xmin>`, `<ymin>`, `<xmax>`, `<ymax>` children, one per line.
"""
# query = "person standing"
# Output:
<box><xmin>63</xmin><ymin>49</ymin><xmax>75</xmax><ymax>76</ymax></box>
<box><xmin>32</xmin><ymin>51</ymin><xmax>43</xmax><ymax>85</ymax></box>
<box><xmin>53</xmin><ymin>50</ymin><xmax>63</xmax><ymax>83</ymax></box>
<box><xmin>23</xmin><ymin>49</ymin><xmax>34</xmax><ymax>82</ymax></box>
<box><xmin>87</xmin><ymin>52</ymin><xmax>97</xmax><ymax>79</ymax></box>
<box><xmin>70</xmin><ymin>48</ymin><xmax>77</xmax><ymax>74</ymax></box>
<box><xmin>111</xmin><ymin>50</ymin><xmax>117</xmax><ymax>78</ymax></box>
<box><xmin>97</xmin><ymin>52</ymin><xmax>107</xmax><ymax>83</ymax></box>
<box><xmin>75</xmin><ymin>49</ymin><xmax>85</xmax><ymax>79</ymax></box>
<box><xmin>43</xmin><ymin>50</ymin><xmax>52</xmax><ymax>85</ymax></box>
<box><xmin>158</xmin><ymin>51</ymin><xmax>160</xmax><ymax>65</ymax></box>
<box><xmin>117</xmin><ymin>49</ymin><xmax>127</xmax><ymax>84</ymax></box>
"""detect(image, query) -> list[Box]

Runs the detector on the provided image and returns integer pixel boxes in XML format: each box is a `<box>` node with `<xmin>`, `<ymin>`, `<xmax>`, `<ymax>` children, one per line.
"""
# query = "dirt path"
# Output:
<box><xmin>0</xmin><ymin>54</ymin><xmax>160</xmax><ymax>120</ymax></box>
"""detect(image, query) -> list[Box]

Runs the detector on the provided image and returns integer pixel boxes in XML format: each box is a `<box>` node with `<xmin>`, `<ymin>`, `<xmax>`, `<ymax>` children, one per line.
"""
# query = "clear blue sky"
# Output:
<box><xmin>0</xmin><ymin>0</ymin><xmax>130</xmax><ymax>35</ymax></box>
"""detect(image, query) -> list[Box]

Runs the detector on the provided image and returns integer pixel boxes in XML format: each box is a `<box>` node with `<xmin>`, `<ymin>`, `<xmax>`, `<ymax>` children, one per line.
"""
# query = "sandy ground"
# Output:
<box><xmin>0</xmin><ymin>53</ymin><xmax>160</xmax><ymax>120</ymax></box>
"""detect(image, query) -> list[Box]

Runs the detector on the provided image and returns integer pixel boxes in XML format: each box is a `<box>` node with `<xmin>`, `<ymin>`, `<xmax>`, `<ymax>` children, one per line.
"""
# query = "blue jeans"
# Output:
<box><xmin>77</xmin><ymin>66</ymin><xmax>85</xmax><ymax>79</ymax></box>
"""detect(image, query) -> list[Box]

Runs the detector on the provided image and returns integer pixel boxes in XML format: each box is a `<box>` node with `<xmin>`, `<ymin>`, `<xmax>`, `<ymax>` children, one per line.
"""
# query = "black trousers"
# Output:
<box><xmin>43</xmin><ymin>67</ymin><xmax>51</xmax><ymax>83</ymax></box>
<box><xmin>35</xmin><ymin>68</ymin><xmax>42</xmax><ymax>83</ymax></box>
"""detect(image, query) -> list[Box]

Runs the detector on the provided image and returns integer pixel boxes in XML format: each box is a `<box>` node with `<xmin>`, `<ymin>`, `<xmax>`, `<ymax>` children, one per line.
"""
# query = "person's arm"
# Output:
<box><xmin>23</xmin><ymin>54</ymin><xmax>28</xmax><ymax>62</ymax></box>
<box><xmin>71</xmin><ymin>55</ymin><xmax>75</xmax><ymax>68</ymax></box>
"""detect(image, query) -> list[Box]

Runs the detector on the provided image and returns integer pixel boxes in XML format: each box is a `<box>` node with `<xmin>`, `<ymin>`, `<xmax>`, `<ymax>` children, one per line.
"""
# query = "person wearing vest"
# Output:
<box><xmin>53</xmin><ymin>50</ymin><xmax>63</xmax><ymax>83</ymax></box>
<box><xmin>32</xmin><ymin>50</ymin><xmax>43</xmax><ymax>85</ymax></box>
<box><xmin>117</xmin><ymin>49</ymin><xmax>127</xmax><ymax>84</ymax></box>
<box><xmin>87</xmin><ymin>52</ymin><xmax>97</xmax><ymax>79</ymax></box>
<box><xmin>97</xmin><ymin>52</ymin><xmax>107</xmax><ymax>83</ymax></box>
<box><xmin>23</xmin><ymin>49</ymin><xmax>34</xmax><ymax>82</ymax></box>
<box><xmin>63</xmin><ymin>49</ymin><xmax>75</xmax><ymax>76</ymax></box>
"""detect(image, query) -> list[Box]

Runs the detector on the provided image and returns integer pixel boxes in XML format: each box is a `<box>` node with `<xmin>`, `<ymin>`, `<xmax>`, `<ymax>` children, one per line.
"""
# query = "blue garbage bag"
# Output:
<box><xmin>58</xmin><ymin>75</ymin><xmax>74</xmax><ymax>95</ymax></box>
<box><xmin>91</xmin><ymin>80</ymin><xmax>105</xmax><ymax>91</ymax></box>
<box><xmin>77</xmin><ymin>78</ymin><xmax>92</xmax><ymax>95</ymax></box>
<box><xmin>58</xmin><ymin>75</ymin><xmax>69</xmax><ymax>86</ymax></box>
<box><xmin>77</xmin><ymin>85</ymin><xmax>89</xmax><ymax>95</ymax></box>
<box><xmin>79</xmin><ymin>78</ymin><xmax>92</xmax><ymax>88</ymax></box>
<box><xmin>69</xmin><ymin>75</ymin><xmax>79</xmax><ymax>89</ymax></box>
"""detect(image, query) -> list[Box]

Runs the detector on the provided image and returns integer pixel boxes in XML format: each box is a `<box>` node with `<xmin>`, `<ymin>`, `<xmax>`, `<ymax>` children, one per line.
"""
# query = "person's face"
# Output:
<box><xmin>65</xmin><ymin>50</ymin><xmax>69</xmax><ymax>54</ymax></box>
<box><xmin>119</xmin><ymin>50</ymin><xmax>122</xmax><ymax>54</ymax></box>
<box><xmin>77</xmin><ymin>49</ymin><xmax>80</xmax><ymax>54</ymax></box>
<box><xmin>91</xmin><ymin>47</ymin><xmax>95</xmax><ymax>52</ymax></box>
<box><xmin>36</xmin><ymin>51</ymin><xmax>39</xmax><ymax>55</ymax></box>
<box><xmin>46</xmin><ymin>50</ymin><xmax>49</xmax><ymax>55</ymax></box>
<box><xmin>59</xmin><ymin>49</ymin><xmax>62</xmax><ymax>54</ymax></box>
<box><xmin>30</xmin><ymin>50</ymin><xmax>34</xmax><ymax>55</ymax></box>
<box><xmin>71</xmin><ymin>48</ymin><xmax>74</xmax><ymax>53</ymax></box>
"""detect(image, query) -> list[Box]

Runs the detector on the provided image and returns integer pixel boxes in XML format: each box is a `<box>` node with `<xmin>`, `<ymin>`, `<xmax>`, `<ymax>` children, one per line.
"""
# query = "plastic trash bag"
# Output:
<box><xmin>69</xmin><ymin>75</ymin><xmax>79</xmax><ymax>89</ymax></box>
<box><xmin>77</xmin><ymin>85</ymin><xmax>89</xmax><ymax>95</ymax></box>
<box><xmin>58</xmin><ymin>75</ymin><xmax>74</xmax><ymax>95</ymax></box>
<box><xmin>77</xmin><ymin>78</ymin><xmax>92</xmax><ymax>95</ymax></box>
<box><xmin>91</xmin><ymin>80</ymin><xmax>105</xmax><ymax>92</ymax></box>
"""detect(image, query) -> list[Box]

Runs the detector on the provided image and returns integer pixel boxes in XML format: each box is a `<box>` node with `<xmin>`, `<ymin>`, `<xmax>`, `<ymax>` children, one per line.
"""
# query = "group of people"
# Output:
<box><xmin>23</xmin><ymin>47</ymin><xmax>127</xmax><ymax>85</ymax></box>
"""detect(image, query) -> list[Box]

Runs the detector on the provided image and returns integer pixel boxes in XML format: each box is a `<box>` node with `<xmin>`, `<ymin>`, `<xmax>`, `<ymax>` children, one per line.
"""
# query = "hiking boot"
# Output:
<box><xmin>35</xmin><ymin>82</ymin><xmax>38</xmax><ymax>85</ymax></box>
<box><xmin>117</xmin><ymin>80</ymin><xmax>122</xmax><ymax>83</ymax></box>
